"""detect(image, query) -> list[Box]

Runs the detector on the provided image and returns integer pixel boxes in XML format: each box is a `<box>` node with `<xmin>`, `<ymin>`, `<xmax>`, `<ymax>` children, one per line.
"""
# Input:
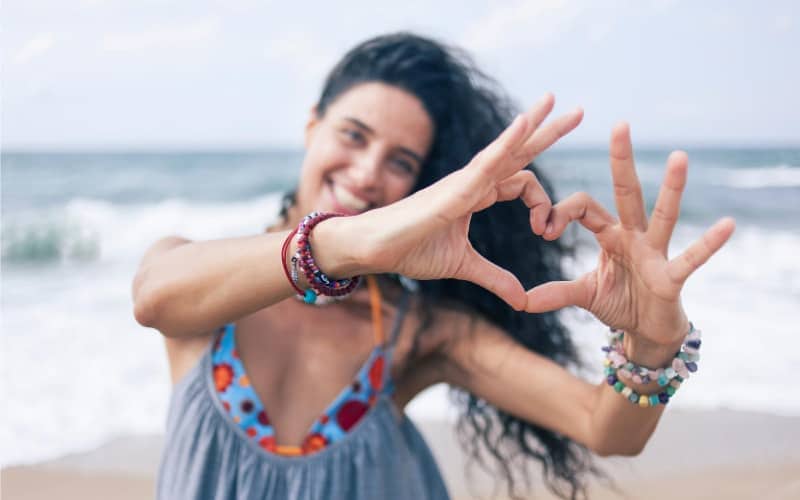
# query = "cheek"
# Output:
<box><xmin>385</xmin><ymin>176</ymin><xmax>418</xmax><ymax>204</ymax></box>
<box><xmin>299</xmin><ymin>139</ymin><xmax>349</xmax><ymax>190</ymax></box>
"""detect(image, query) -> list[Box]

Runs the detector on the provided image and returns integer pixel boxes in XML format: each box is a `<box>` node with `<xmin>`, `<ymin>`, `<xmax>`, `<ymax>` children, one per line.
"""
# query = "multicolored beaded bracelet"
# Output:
<box><xmin>292</xmin><ymin>212</ymin><xmax>361</xmax><ymax>304</ymax></box>
<box><xmin>605</xmin><ymin>367</ymin><xmax>685</xmax><ymax>408</ymax></box>
<box><xmin>602</xmin><ymin>322</ymin><xmax>702</xmax><ymax>407</ymax></box>
<box><xmin>602</xmin><ymin>323</ymin><xmax>701</xmax><ymax>387</ymax></box>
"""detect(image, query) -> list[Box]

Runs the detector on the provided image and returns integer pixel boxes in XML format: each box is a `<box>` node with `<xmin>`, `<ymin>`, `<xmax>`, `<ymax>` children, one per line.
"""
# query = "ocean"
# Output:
<box><xmin>2</xmin><ymin>147</ymin><xmax>798</xmax><ymax>466</ymax></box>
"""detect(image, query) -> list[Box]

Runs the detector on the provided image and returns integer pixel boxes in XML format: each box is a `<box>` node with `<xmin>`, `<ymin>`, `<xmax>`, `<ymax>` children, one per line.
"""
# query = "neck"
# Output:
<box><xmin>266</xmin><ymin>199</ymin><xmax>304</xmax><ymax>233</ymax></box>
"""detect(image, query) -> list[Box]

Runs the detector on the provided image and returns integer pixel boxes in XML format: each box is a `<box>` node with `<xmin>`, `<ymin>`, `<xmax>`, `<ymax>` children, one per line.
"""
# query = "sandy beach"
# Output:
<box><xmin>2</xmin><ymin>408</ymin><xmax>798</xmax><ymax>500</ymax></box>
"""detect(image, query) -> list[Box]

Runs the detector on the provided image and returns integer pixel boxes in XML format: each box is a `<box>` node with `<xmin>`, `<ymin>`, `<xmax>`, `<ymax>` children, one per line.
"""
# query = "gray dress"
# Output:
<box><xmin>156</xmin><ymin>293</ymin><xmax>451</xmax><ymax>500</ymax></box>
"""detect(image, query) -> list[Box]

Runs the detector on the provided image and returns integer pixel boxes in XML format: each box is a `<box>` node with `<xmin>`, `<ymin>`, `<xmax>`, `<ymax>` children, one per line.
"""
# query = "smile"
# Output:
<box><xmin>326</xmin><ymin>179</ymin><xmax>371</xmax><ymax>215</ymax></box>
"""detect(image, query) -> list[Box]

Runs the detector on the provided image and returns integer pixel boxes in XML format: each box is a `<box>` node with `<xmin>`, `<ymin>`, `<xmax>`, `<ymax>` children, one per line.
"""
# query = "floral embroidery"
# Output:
<box><xmin>213</xmin><ymin>364</ymin><xmax>234</xmax><ymax>392</ymax></box>
<box><xmin>210</xmin><ymin>323</ymin><xmax>391</xmax><ymax>456</ymax></box>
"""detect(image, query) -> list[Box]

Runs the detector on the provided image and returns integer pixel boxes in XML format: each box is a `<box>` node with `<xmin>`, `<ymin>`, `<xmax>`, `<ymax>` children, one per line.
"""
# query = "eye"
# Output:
<box><xmin>340</xmin><ymin>128</ymin><xmax>365</xmax><ymax>144</ymax></box>
<box><xmin>391</xmin><ymin>158</ymin><xmax>416</xmax><ymax>175</ymax></box>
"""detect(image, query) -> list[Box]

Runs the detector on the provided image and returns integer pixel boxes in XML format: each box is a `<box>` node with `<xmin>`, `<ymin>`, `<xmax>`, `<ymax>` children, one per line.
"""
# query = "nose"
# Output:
<box><xmin>349</xmin><ymin>150</ymin><xmax>382</xmax><ymax>189</ymax></box>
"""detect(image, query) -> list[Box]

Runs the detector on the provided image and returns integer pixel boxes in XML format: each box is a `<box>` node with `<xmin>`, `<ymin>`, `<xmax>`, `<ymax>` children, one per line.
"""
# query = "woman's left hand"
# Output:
<box><xmin>525</xmin><ymin>123</ymin><xmax>736</xmax><ymax>347</ymax></box>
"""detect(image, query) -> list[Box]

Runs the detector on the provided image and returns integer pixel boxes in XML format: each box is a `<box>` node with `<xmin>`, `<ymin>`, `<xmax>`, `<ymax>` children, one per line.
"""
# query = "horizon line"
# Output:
<box><xmin>4</xmin><ymin>141</ymin><xmax>800</xmax><ymax>154</ymax></box>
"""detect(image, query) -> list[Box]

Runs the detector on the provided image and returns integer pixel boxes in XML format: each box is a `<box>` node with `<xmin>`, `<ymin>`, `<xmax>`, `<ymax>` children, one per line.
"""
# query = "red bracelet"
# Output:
<box><xmin>295</xmin><ymin>212</ymin><xmax>361</xmax><ymax>302</ymax></box>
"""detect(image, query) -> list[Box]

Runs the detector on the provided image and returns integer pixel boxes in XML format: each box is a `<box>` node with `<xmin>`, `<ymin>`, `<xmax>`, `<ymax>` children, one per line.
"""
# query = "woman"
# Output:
<box><xmin>133</xmin><ymin>32</ymin><xmax>734</xmax><ymax>499</ymax></box>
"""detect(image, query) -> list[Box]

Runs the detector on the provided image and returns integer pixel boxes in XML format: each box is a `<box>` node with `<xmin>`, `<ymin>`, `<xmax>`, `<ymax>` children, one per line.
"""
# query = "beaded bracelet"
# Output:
<box><xmin>602</xmin><ymin>323</ymin><xmax>701</xmax><ymax>387</ymax></box>
<box><xmin>292</xmin><ymin>211</ymin><xmax>361</xmax><ymax>304</ymax></box>
<box><xmin>606</xmin><ymin>368</ymin><xmax>685</xmax><ymax>408</ymax></box>
<box><xmin>289</xmin><ymin>249</ymin><xmax>348</xmax><ymax>306</ymax></box>
<box><xmin>602</xmin><ymin>323</ymin><xmax>701</xmax><ymax>408</ymax></box>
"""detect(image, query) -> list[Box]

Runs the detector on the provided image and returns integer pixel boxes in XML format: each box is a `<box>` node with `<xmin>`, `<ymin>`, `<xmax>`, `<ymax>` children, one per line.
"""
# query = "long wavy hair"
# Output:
<box><xmin>280</xmin><ymin>32</ymin><xmax>612</xmax><ymax>500</ymax></box>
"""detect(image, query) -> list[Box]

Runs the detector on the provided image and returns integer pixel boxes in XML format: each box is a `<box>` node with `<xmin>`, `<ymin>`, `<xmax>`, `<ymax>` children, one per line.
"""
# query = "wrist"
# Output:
<box><xmin>308</xmin><ymin>216</ymin><xmax>367</xmax><ymax>279</ymax></box>
<box><xmin>622</xmin><ymin>334</ymin><xmax>685</xmax><ymax>369</ymax></box>
<box><xmin>603</xmin><ymin>321</ymin><xmax>700</xmax><ymax>408</ymax></box>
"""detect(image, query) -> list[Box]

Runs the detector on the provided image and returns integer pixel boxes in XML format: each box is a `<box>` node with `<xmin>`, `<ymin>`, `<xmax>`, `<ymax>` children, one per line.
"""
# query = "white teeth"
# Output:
<box><xmin>332</xmin><ymin>183</ymin><xmax>369</xmax><ymax>211</ymax></box>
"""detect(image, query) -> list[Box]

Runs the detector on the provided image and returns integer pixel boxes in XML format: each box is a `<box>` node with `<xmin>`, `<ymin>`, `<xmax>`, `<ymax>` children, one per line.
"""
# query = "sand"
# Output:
<box><xmin>2</xmin><ymin>408</ymin><xmax>799</xmax><ymax>499</ymax></box>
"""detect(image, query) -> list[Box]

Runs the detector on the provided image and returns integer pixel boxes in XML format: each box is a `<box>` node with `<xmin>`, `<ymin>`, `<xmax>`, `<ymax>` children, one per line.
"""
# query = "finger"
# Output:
<box><xmin>520</xmin><ymin>92</ymin><xmax>556</xmax><ymax>134</ymax></box>
<box><xmin>647</xmin><ymin>151</ymin><xmax>688</xmax><ymax>253</ymax></box>
<box><xmin>609</xmin><ymin>122</ymin><xmax>648</xmax><ymax>231</ymax></box>
<box><xmin>668</xmin><ymin>217</ymin><xmax>736</xmax><ymax>284</ymax></box>
<box><xmin>472</xmin><ymin>93</ymin><xmax>555</xmax><ymax>180</ymax></box>
<box><xmin>543</xmin><ymin>191</ymin><xmax>617</xmax><ymax>241</ymax></box>
<box><xmin>524</xmin><ymin>274</ymin><xmax>594</xmax><ymax>313</ymax></box>
<box><xmin>493</xmin><ymin>170</ymin><xmax>552</xmax><ymax>235</ymax></box>
<box><xmin>458</xmin><ymin>248</ymin><xmax>527</xmax><ymax>311</ymax></box>
<box><xmin>519</xmin><ymin>106</ymin><xmax>584</xmax><ymax>159</ymax></box>
<box><xmin>492</xmin><ymin>112</ymin><xmax>532</xmax><ymax>159</ymax></box>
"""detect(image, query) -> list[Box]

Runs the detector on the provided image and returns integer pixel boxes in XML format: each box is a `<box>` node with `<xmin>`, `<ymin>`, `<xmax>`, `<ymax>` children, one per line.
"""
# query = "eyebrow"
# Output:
<box><xmin>343</xmin><ymin>117</ymin><xmax>425</xmax><ymax>165</ymax></box>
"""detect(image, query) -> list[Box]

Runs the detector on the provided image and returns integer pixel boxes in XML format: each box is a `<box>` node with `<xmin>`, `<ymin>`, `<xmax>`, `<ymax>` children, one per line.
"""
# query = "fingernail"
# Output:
<box><xmin>545</xmin><ymin>223</ymin><xmax>554</xmax><ymax>234</ymax></box>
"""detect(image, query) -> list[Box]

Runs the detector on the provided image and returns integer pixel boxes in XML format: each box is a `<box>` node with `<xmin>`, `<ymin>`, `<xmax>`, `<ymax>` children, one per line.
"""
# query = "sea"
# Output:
<box><xmin>2</xmin><ymin>147</ymin><xmax>799</xmax><ymax>466</ymax></box>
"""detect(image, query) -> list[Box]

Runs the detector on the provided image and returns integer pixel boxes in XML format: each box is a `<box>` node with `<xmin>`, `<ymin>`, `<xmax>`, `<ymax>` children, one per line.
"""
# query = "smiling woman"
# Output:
<box><xmin>132</xmin><ymin>32</ymin><xmax>733</xmax><ymax>500</ymax></box>
<box><xmin>296</xmin><ymin>82</ymin><xmax>434</xmax><ymax>216</ymax></box>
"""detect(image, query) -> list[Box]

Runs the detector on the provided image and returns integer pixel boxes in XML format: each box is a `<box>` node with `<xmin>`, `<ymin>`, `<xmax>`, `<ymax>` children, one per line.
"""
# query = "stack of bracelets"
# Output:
<box><xmin>281</xmin><ymin>211</ymin><xmax>362</xmax><ymax>305</ymax></box>
<box><xmin>602</xmin><ymin>323</ymin><xmax>701</xmax><ymax>408</ymax></box>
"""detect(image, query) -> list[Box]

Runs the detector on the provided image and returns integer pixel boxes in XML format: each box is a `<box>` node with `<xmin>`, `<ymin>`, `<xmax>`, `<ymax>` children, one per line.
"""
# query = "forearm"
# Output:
<box><xmin>133</xmin><ymin>218</ymin><xmax>362</xmax><ymax>337</ymax></box>
<box><xmin>590</xmin><ymin>334</ymin><xmax>686</xmax><ymax>456</ymax></box>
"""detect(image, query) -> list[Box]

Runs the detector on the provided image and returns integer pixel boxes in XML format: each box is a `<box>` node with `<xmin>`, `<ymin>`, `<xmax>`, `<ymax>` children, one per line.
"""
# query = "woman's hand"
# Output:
<box><xmin>340</xmin><ymin>93</ymin><xmax>583</xmax><ymax>311</ymax></box>
<box><xmin>525</xmin><ymin>123</ymin><xmax>736</xmax><ymax>347</ymax></box>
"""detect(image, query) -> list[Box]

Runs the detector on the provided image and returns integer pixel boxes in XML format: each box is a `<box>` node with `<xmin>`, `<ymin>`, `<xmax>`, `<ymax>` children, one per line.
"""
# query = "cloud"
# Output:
<box><xmin>460</xmin><ymin>0</ymin><xmax>583</xmax><ymax>53</ymax></box>
<box><xmin>263</xmin><ymin>31</ymin><xmax>339</xmax><ymax>80</ymax></box>
<box><xmin>101</xmin><ymin>17</ymin><xmax>220</xmax><ymax>52</ymax></box>
<box><xmin>12</xmin><ymin>34</ymin><xmax>56</xmax><ymax>65</ymax></box>
<box><xmin>774</xmin><ymin>14</ymin><xmax>792</xmax><ymax>33</ymax></box>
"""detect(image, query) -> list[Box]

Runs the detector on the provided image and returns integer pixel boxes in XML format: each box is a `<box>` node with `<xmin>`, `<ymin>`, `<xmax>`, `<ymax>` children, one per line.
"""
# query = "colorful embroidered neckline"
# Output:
<box><xmin>210</xmin><ymin>275</ymin><xmax>393</xmax><ymax>457</ymax></box>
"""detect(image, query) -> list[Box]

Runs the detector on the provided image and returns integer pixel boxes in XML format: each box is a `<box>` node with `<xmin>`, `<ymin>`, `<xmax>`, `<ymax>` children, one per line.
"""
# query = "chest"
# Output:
<box><xmin>228</xmin><ymin>295</ymin><xmax>443</xmax><ymax>445</ymax></box>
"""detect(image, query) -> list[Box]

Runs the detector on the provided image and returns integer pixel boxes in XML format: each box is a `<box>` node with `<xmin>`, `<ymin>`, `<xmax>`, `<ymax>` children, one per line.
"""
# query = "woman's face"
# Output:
<box><xmin>294</xmin><ymin>82</ymin><xmax>435</xmax><ymax>220</ymax></box>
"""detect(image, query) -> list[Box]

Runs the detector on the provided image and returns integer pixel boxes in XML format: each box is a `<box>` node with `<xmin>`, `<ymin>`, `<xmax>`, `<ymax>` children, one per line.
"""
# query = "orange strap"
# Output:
<box><xmin>366</xmin><ymin>275</ymin><xmax>384</xmax><ymax>345</ymax></box>
<box><xmin>274</xmin><ymin>445</ymin><xmax>303</xmax><ymax>456</ymax></box>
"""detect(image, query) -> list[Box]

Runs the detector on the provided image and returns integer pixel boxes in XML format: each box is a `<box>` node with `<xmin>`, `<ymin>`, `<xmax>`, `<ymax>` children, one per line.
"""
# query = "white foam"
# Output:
<box><xmin>1</xmin><ymin>194</ymin><xmax>284</xmax><ymax>466</ymax></box>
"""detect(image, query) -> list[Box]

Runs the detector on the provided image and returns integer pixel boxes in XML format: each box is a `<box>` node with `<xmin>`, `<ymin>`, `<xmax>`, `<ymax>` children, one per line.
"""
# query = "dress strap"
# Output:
<box><xmin>366</xmin><ymin>275</ymin><xmax>384</xmax><ymax>346</ymax></box>
<box><xmin>366</xmin><ymin>275</ymin><xmax>412</xmax><ymax>348</ymax></box>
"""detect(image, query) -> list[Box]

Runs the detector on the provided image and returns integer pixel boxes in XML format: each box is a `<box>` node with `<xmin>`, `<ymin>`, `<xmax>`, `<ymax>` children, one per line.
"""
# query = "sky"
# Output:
<box><xmin>3</xmin><ymin>0</ymin><xmax>799</xmax><ymax>149</ymax></box>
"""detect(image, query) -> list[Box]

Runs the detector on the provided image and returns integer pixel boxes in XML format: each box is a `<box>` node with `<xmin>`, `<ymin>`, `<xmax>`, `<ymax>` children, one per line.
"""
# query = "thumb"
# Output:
<box><xmin>456</xmin><ymin>248</ymin><xmax>527</xmax><ymax>311</ymax></box>
<box><xmin>524</xmin><ymin>273</ymin><xmax>594</xmax><ymax>313</ymax></box>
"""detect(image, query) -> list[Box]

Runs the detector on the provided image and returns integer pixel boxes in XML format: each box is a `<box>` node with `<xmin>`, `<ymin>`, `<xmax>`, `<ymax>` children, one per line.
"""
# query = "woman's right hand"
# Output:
<box><xmin>315</xmin><ymin>94</ymin><xmax>583</xmax><ymax>311</ymax></box>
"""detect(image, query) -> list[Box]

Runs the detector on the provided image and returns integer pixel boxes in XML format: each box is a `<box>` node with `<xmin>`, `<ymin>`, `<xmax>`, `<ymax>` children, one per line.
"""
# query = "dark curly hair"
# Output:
<box><xmin>281</xmin><ymin>32</ymin><xmax>613</xmax><ymax>500</ymax></box>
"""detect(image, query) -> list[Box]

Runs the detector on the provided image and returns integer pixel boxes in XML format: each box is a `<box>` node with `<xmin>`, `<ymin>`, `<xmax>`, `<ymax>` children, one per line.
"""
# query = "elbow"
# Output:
<box><xmin>133</xmin><ymin>294</ymin><xmax>158</xmax><ymax>329</ymax></box>
<box><xmin>593</xmin><ymin>439</ymin><xmax>646</xmax><ymax>458</ymax></box>
<box><xmin>132</xmin><ymin>269</ymin><xmax>161</xmax><ymax>329</ymax></box>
